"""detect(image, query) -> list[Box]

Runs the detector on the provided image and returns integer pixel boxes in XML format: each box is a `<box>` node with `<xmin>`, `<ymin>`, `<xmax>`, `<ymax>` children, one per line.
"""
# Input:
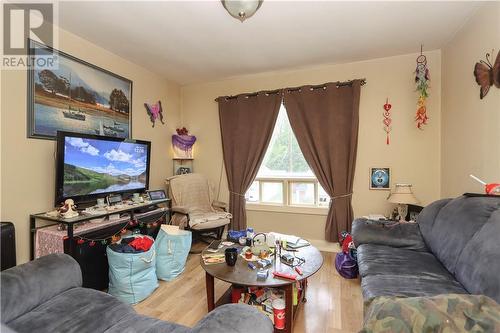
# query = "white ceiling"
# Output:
<box><xmin>58</xmin><ymin>1</ymin><xmax>482</xmax><ymax>85</ymax></box>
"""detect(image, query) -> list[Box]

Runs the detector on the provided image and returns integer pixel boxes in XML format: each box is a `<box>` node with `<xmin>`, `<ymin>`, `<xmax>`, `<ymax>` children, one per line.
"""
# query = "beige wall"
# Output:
<box><xmin>441</xmin><ymin>3</ymin><xmax>500</xmax><ymax>197</ymax></box>
<box><xmin>9</xmin><ymin>3</ymin><xmax>493</xmax><ymax>260</ymax></box>
<box><xmin>1</xmin><ymin>28</ymin><xmax>181</xmax><ymax>264</ymax></box>
<box><xmin>181</xmin><ymin>51</ymin><xmax>442</xmax><ymax>246</ymax></box>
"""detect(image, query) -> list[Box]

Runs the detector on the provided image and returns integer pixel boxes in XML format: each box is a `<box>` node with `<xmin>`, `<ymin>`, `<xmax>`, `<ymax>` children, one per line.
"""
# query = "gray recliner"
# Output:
<box><xmin>352</xmin><ymin>195</ymin><xmax>500</xmax><ymax>304</ymax></box>
<box><xmin>0</xmin><ymin>254</ymin><xmax>273</xmax><ymax>333</ymax></box>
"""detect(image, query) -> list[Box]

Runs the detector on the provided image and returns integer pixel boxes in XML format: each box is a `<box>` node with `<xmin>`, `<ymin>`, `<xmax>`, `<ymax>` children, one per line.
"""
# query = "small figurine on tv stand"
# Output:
<box><xmin>58</xmin><ymin>199</ymin><xmax>79</xmax><ymax>219</ymax></box>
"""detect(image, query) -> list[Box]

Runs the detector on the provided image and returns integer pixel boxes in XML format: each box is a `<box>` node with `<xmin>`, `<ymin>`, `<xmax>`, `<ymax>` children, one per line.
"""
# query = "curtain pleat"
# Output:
<box><xmin>283</xmin><ymin>81</ymin><xmax>361</xmax><ymax>241</ymax></box>
<box><xmin>218</xmin><ymin>92</ymin><xmax>282</xmax><ymax>230</ymax></box>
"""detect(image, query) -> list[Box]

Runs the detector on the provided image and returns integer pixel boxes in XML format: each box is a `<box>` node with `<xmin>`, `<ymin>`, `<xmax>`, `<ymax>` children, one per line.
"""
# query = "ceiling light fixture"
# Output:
<box><xmin>221</xmin><ymin>0</ymin><xmax>263</xmax><ymax>22</ymax></box>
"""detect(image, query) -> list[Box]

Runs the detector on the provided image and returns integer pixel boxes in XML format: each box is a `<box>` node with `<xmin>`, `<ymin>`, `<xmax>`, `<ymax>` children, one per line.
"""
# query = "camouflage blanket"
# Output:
<box><xmin>360</xmin><ymin>294</ymin><xmax>500</xmax><ymax>333</ymax></box>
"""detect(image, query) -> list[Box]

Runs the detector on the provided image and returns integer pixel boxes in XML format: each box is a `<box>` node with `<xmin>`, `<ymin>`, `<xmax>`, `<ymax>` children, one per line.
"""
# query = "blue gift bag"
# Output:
<box><xmin>107</xmin><ymin>235</ymin><xmax>158</xmax><ymax>304</ymax></box>
<box><xmin>155</xmin><ymin>225</ymin><xmax>192</xmax><ymax>281</ymax></box>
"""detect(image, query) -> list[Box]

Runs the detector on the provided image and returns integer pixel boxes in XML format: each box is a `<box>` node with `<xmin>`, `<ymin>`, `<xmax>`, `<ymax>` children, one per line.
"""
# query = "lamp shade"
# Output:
<box><xmin>221</xmin><ymin>0</ymin><xmax>263</xmax><ymax>22</ymax></box>
<box><xmin>387</xmin><ymin>184</ymin><xmax>419</xmax><ymax>204</ymax></box>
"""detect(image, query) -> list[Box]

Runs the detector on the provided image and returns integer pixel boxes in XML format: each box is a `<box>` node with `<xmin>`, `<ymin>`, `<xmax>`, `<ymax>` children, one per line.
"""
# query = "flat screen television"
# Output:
<box><xmin>55</xmin><ymin>131</ymin><xmax>151</xmax><ymax>205</ymax></box>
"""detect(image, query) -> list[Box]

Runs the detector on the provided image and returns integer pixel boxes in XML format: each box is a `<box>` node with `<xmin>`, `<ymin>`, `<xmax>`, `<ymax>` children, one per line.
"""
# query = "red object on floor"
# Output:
<box><xmin>342</xmin><ymin>235</ymin><xmax>353</xmax><ymax>253</ymax></box>
<box><xmin>129</xmin><ymin>236</ymin><xmax>154</xmax><ymax>251</ymax></box>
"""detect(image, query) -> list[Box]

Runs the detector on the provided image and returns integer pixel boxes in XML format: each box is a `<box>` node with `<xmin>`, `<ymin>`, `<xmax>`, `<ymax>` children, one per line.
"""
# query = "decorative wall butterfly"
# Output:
<box><xmin>144</xmin><ymin>100</ymin><xmax>165</xmax><ymax>127</ymax></box>
<box><xmin>473</xmin><ymin>50</ymin><xmax>500</xmax><ymax>99</ymax></box>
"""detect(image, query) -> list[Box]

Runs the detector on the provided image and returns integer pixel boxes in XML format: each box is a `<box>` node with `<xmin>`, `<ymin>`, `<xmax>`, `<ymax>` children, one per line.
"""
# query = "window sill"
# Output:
<box><xmin>246</xmin><ymin>203</ymin><xmax>329</xmax><ymax>216</ymax></box>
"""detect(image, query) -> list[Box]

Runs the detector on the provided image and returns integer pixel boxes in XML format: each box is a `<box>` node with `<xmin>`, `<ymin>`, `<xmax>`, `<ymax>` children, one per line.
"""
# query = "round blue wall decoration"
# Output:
<box><xmin>370</xmin><ymin>168</ymin><xmax>390</xmax><ymax>190</ymax></box>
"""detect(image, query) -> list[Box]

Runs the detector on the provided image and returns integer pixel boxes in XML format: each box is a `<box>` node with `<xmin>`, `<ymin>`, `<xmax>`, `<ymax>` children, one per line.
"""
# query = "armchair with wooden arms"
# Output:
<box><xmin>166</xmin><ymin>173</ymin><xmax>231</xmax><ymax>243</ymax></box>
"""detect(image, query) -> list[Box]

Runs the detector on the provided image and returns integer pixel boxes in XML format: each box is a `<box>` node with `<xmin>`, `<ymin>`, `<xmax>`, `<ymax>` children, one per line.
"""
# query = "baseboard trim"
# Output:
<box><xmin>307</xmin><ymin>239</ymin><xmax>340</xmax><ymax>253</ymax></box>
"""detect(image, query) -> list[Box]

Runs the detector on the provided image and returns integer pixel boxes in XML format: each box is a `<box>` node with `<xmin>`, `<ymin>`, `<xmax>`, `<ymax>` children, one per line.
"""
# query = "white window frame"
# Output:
<box><xmin>246</xmin><ymin>176</ymin><xmax>329</xmax><ymax>215</ymax></box>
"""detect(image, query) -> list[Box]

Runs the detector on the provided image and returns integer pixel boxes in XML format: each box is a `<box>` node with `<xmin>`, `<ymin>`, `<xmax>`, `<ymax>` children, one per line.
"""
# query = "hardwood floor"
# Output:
<box><xmin>134</xmin><ymin>250</ymin><xmax>364</xmax><ymax>333</ymax></box>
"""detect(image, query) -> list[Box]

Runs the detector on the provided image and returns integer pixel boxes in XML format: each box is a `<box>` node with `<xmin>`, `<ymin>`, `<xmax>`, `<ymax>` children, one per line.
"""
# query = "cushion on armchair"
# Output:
<box><xmin>168</xmin><ymin>174</ymin><xmax>231</xmax><ymax>230</ymax></box>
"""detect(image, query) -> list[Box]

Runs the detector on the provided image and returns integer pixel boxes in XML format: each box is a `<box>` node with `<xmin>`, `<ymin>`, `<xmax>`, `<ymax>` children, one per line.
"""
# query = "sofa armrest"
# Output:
<box><xmin>171</xmin><ymin>206</ymin><xmax>190</xmax><ymax>215</ymax></box>
<box><xmin>1</xmin><ymin>253</ymin><xmax>82</xmax><ymax>323</ymax></box>
<box><xmin>190</xmin><ymin>304</ymin><xmax>273</xmax><ymax>333</ymax></box>
<box><xmin>351</xmin><ymin>218</ymin><xmax>428</xmax><ymax>251</ymax></box>
<box><xmin>212</xmin><ymin>201</ymin><xmax>228</xmax><ymax>211</ymax></box>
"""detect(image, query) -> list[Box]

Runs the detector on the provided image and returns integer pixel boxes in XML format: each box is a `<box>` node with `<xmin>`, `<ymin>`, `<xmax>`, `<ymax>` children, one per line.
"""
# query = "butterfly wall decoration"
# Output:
<box><xmin>144</xmin><ymin>101</ymin><xmax>165</xmax><ymax>127</ymax></box>
<box><xmin>473</xmin><ymin>50</ymin><xmax>500</xmax><ymax>99</ymax></box>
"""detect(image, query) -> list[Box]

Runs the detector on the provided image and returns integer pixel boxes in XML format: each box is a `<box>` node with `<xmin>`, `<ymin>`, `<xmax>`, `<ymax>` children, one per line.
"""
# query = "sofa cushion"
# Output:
<box><xmin>104</xmin><ymin>314</ymin><xmax>189</xmax><ymax>333</ymax></box>
<box><xmin>1</xmin><ymin>254</ymin><xmax>82</xmax><ymax>324</ymax></box>
<box><xmin>455</xmin><ymin>208</ymin><xmax>500</xmax><ymax>303</ymax></box>
<box><xmin>422</xmin><ymin>196</ymin><xmax>499</xmax><ymax>275</ymax></box>
<box><xmin>360</xmin><ymin>274</ymin><xmax>468</xmax><ymax>300</ymax></box>
<box><xmin>357</xmin><ymin>244</ymin><xmax>455</xmax><ymax>280</ymax></box>
<box><xmin>361</xmin><ymin>294</ymin><xmax>500</xmax><ymax>332</ymax></box>
<box><xmin>352</xmin><ymin>219</ymin><xmax>427</xmax><ymax>251</ymax></box>
<box><xmin>7</xmin><ymin>287</ymin><xmax>135</xmax><ymax>333</ymax></box>
<box><xmin>191</xmin><ymin>304</ymin><xmax>274</xmax><ymax>333</ymax></box>
<box><xmin>416</xmin><ymin>198</ymin><xmax>451</xmax><ymax>241</ymax></box>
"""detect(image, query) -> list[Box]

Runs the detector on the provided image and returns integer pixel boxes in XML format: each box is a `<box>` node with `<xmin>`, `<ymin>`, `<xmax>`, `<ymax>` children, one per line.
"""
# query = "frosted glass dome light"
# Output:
<box><xmin>221</xmin><ymin>0</ymin><xmax>263</xmax><ymax>22</ymax></box>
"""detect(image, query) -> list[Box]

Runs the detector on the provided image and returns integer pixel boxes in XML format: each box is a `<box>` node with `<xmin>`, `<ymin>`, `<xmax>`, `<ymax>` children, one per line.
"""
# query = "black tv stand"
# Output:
<box><xmin>30</xmin><ymin>198</ymin><xmax>171</xmax><ymax>290</ymax></box>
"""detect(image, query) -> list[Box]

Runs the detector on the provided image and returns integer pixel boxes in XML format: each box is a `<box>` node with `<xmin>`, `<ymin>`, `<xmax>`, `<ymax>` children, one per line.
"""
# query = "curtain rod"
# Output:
<box><xmin>215</xmin><ymin>78</ymin><xmax>366</xmax><ymax>102</ymax></box>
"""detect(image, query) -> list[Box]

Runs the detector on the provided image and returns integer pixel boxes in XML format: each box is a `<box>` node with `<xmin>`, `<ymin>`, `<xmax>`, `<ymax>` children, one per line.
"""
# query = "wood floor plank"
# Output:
<box><xmin>134</xmin><ymin>251</ymin><xmax>363</xmax><ymax>332</ymax></box>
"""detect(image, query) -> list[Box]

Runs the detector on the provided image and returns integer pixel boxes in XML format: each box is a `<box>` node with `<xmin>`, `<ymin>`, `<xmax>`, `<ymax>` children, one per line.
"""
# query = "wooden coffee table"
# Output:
<box><xmin>201</xmin><ymin>245</ymin><xmax>323</xmax><ymax>333</ymax></box>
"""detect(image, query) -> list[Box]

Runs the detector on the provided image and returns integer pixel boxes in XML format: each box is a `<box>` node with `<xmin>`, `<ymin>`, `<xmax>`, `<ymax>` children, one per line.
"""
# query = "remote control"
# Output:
<box><xmin>273</xmin><ymin>271</ymin><xmax>297</xmax><ymax>280</ymax></box>
<box><xmin>208</xmin><ymin>240</ymin><xmax>222</xmax><ymax>250</ymax></box>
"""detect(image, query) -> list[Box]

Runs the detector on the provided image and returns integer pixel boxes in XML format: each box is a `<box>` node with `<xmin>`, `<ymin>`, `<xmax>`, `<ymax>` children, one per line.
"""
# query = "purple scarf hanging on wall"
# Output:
<box><xmin>172</xmin><ymin>135</ymin><xmax>197</xmax><ymax>151</ymax></box>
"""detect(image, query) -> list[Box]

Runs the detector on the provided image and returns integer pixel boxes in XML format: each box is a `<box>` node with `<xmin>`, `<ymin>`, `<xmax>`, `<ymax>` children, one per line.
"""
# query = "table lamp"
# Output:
<box><xmin>387</xmin><ymin>184</ymin><xmax>419</xmax><ymax>222</ymax></box>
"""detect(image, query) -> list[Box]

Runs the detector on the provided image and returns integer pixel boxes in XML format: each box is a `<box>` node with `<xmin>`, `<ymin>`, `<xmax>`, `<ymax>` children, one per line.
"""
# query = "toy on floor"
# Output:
<box><xmin>335</xmin><ymin>231</ymin><xmax>358</xmax><ymax>279</ymax></box>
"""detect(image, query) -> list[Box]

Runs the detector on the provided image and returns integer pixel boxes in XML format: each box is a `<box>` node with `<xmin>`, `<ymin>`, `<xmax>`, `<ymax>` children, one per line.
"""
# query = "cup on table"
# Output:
<box><xmin>238</xmin><ymin>236</ymin><xmax>247</xmax><ymax>246</ymax></box>
<box><xmin>96</xmin><ymin>198</ymin><xmax>105</xmax><ymax>207</ymax></box>
<box><xmin>225</xmin><ymin>248</ymin><xmax>238</xmax><ymax>266</ymax></box>
<box><xmin>272</xmin><ymin>298</ymin><xmax>286</xmax><ymax>329</ymax></box>
<box><xmin>132</xmin><ymin>193</ymin><xmax>141</xmax><ymax>202</ymax></box>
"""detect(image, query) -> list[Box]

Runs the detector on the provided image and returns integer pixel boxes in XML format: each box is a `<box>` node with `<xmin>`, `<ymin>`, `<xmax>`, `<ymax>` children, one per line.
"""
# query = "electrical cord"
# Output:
<box><xmin>280</xmin><ymin>250</ymin><xmax>305</xmax><ymax>268</ymax></box>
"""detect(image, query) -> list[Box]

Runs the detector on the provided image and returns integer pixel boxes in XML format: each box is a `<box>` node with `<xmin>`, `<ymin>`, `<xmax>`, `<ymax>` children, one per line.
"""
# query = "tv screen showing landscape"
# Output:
<box><xmin>62</xmin><ymin>135</ymin><xmax>149</xmax><ymax>199</ymax></box>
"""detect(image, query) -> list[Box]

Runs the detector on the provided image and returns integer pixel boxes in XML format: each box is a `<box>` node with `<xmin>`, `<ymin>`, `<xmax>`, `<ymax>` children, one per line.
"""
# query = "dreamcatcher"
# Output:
<box><xmin>415</xmin><ymin>46</ymin><xmax>430</xmax><ymax>129</ymax></box>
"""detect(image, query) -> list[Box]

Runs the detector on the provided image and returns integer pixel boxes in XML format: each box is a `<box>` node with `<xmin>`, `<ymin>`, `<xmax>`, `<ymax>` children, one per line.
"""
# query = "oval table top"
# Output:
<box><xmin>201</xmin><ymin>244</ymin><xmax>324</xmax><ymax>287</ymax></box>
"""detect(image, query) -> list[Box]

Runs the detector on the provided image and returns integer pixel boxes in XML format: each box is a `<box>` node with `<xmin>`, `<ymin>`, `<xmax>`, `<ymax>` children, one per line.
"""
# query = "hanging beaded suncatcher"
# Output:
<box><xmin>382</xmin><ymin>98</ymin><xmax>392</xmax><ymax>145</ymax></box>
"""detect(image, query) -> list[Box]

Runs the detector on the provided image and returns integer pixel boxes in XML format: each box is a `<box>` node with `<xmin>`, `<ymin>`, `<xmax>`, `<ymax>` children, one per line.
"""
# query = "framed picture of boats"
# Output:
<box><xmin>27</xmin><ymin>40</ymin><xmax>132</xmax><ymax>140</ymax></box>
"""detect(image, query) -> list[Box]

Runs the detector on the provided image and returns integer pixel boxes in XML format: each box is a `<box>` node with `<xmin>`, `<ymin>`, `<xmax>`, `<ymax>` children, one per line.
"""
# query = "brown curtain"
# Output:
<box><xmin>283</xmin><ymin>81</ymin><xmax>361</xmax><ymax>242</ymax></box>
<box><xmin>218</xmin><ymin>91</ymin><xmax>282</xmax><ymax>230</ymax></box>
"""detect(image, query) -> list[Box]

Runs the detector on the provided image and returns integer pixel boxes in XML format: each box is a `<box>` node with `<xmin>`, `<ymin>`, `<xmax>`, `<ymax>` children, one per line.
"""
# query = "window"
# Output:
<box><xmin>245</xmin><ymin>104</ymin><xmax>329</xmax><ymax>210</ymax></box>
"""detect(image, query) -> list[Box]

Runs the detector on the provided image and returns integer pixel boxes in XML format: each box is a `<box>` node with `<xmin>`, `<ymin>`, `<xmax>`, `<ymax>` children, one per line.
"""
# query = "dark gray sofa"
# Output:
<box><xmin>352</xmin><ymin>195</ymin><xmax>500</xmax><ymax>303</ymax></box>
<box><xmin>0</xmin><ymin>254</ymin><xmax>273</xmax><ymax>333</ymax></box>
